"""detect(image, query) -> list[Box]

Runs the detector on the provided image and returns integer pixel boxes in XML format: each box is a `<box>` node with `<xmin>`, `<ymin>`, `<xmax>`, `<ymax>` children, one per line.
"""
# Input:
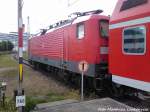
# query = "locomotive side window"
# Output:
<box><xmin>77</xmin><ymin>23</ymin><xmax>84</xmax><ymax>39</ymax></box>
<box><xmin>123</xmin><ymin>26</ymin><xmax>146</xmax><ymax>54</ymax></box>
<box><xmin>100</xmin><ymin>20</ymin><xmax>109</xmax><ymax>38</ymax></box>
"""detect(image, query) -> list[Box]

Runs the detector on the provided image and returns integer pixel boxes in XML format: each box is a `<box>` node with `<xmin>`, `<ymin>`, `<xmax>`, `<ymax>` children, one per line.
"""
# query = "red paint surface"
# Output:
<box><xmin>109</xmin><ymin>0</ymin><xmax>150</xmax><ymax>83</ymax></box>
<box><xmin>111</xmin><ymin>0</ymin><xmax>150</xmax><ymax>24</ymax></box>
<box><xmin>29</xmin><ymin>15</ymin><xmax>109</xmax><ymax>65</ymax></box>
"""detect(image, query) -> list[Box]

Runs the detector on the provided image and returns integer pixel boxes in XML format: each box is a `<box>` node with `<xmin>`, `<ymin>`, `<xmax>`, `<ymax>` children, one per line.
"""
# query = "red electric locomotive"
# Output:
<box><xmin>28</xmin><ymin>0</ymin><xmax>150</xmax><ymax>95</ymax></box>
<box><xmin>28</xmin><ymin>10</ymin><xmax>109</xmax><ymax>90</ymax></box>
<box><xmin>109</xmin><ymin>0</ymin><xmax>150</xmax><ymax>93</ymax></box>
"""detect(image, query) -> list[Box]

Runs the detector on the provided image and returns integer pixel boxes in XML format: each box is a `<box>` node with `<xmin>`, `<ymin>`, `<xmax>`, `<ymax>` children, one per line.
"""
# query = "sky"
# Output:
<box><xmin>0</xmin><ymin>0</ymin><xmax>118</xmax><ymax>34</ymax></box>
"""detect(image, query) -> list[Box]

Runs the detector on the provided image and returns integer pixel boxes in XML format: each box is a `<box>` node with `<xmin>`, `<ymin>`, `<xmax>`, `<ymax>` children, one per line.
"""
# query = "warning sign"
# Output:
<box><xmin>78</xmin><ymin>61</ymin><xmax>89</xmax><ymax>72</ymax></box>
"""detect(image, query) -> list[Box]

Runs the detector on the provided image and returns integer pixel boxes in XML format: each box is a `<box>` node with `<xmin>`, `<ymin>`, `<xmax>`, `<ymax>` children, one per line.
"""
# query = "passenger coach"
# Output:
<box><xmin>109</xmin><ymin>0</ymin><xmax>150</xmax><ymax>92</ymax></box>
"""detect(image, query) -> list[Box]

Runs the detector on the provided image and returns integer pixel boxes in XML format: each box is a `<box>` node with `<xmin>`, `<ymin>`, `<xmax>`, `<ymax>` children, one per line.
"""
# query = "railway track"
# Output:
<box><xmin>22</xmin><ymin>58</ymin><xmax>32</xmax><ymax>67</ymax></box>
<box><xmin>11</xmin><ymin>53</ymin><xmax>32</xmax><ymax>68</ymax></box>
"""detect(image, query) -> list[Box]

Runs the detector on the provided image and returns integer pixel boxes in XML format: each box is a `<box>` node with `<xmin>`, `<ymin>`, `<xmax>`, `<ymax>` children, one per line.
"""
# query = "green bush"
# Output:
<box><xmin>25</xmin><ymin>96</ymin><xmax>46</xmax><ymax>112</ymax></box>
<box><xmin>25</xmin><ymin>93</ymin><xmax>65</xmax><ymax>112</ymax></box>
<box><xmin>0</xmin><ymin>41</ymin><xmax>14</xmax><ymax>51</ymax></box>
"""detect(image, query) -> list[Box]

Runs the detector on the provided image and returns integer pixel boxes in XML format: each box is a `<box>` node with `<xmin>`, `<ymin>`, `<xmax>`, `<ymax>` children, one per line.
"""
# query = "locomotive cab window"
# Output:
<box><xmin>77</xmin><ymin>23</ymin><xmax>85</xmax><ymax>39</ymax></box>
<box><xmin>123</xmin><ymin>26</ymin><xmax>146</xmax><ymax>54</ymax></box>
<box><xmin>100</xmin><ymin>20</ymin><xmax>109</xmax><ymax>38</ymax></box>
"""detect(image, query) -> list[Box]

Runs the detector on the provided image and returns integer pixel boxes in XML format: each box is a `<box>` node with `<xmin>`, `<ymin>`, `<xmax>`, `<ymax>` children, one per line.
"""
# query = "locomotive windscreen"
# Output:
<box><xmin>100</xmin><ymin>20</ymin><xmax>109</xmax><ymax>38</ymax></box>
<box><xmin>120</xmin><ymin>0</ymin><xmax>148</xmax><ymax>11</ymax></box>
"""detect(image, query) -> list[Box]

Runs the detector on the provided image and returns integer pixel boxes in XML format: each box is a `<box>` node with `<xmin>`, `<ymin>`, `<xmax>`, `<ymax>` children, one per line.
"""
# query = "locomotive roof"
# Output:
<box><xmin>33</xmin><ymin>10</ymin><xmax>109</xmax><ymax>37</ymax></box>
<box><xmin>72</xmin><ymin>14</ymin><xmax>108</xmax><ymax>24</ymax></box>
<box><xmin>110</xmin><ymin>0</ymin><xmax>150</xmax><ymax>24</ymax></box>
<box><xmin>42</xmin><ymin>14</ymin><xmax>107</xmax><ymax>35</ymax></box>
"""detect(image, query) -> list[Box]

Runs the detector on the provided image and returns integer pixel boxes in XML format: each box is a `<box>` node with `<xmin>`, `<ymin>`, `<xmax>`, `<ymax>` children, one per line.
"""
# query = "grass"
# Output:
<box><xmin>64</xmin><ymin>89</ymin><xmax>80</xmax><ymax>100</ymax></box>
<box><xmin>0</xmin><ymin>51</ymin><xmax>28</xmax><ymax>68</ymax></box>
<box><xmin>25</xmin><ymin>96</ymin><xmax>46</xmax><ymax>112</ymax></box>
<box><xmin>0</xmin><ymin>54</ymin><xmax>17</xmax><ymax>68</ymax></box>
<box><xmin>46</xmin><ymin>92</ymin><xmax>65</xmax><ymax>101</ymax></box>
<box><xmin>0</xmin><ymin>93</ymin><xmax>71</xmax><ymax>112</ymax></box>
<box><xmin>0</xmin><ymin>51</ymin><xmax>13</xmax><ymax>55</ymax></box>
<box><xmin>0</xmin><ymin>53</ymin><xmax>80</xmax><ymax>112</ymax></box>
<box><xmin>0</xmin><ymin>99</ymin><xmax>17</xmax><ymax>112</ymax></box>
<box><xmin>0</xmin><ymin>69</ymin><xmax>17</xmax><ymax>77</ymax></box>
<box><xmin>25</xmin><ymin>92</ymin><xmax>65</xmax><ymax>112</ymax></box>
<box><xmin>25</xmin><ymin>90</ymin><xmax>80</xmax><ymax>112</ymax></box>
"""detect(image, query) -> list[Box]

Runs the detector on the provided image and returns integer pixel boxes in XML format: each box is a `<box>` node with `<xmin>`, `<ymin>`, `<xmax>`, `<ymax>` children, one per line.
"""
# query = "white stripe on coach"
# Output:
<box><xmin>112</xmin><ymin>75</ymin><xmax>150</xmax><ymax>92</ymax></box>
<box><xmin>109</xmin><ymin>16</ymin><xmax>150</xmax><ymax>29</ymax></box>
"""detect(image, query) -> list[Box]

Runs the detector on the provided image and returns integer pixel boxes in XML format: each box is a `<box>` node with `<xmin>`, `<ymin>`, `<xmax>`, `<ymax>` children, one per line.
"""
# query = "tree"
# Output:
<box><xmin>7</xmin><ymin>41</ymin><xmax>14</xmax><ymax>51</ymax></box>
<box><xmin>0</xmin><ymin>41</ymin><xmax>14</xmax><ymax>51</ymax></box>
<box><xmin>0</xmin><ymin>41</ymin><xmax>6</xmax><ymax>51</ymax></box>
<box><xmin>0</xmin><ymin>42</ymin><xmax>2</xmax><ymax>51</ymax></box>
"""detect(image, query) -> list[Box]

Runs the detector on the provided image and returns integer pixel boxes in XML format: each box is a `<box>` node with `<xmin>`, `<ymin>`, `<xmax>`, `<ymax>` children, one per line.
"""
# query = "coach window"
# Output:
<box><xmin>77</xmin><ymin>23</ymin><xmax>85</xmax><ymax>39</ymax></box>
<box><xmin>100</xmin><ymin>20</ymin><xmax>109</xmax><ymax>38</ymax></box>
<box><xmin>123</xmin><ymin>26</ymin><xmax>146</xmax><ymax>54</ymax></box>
